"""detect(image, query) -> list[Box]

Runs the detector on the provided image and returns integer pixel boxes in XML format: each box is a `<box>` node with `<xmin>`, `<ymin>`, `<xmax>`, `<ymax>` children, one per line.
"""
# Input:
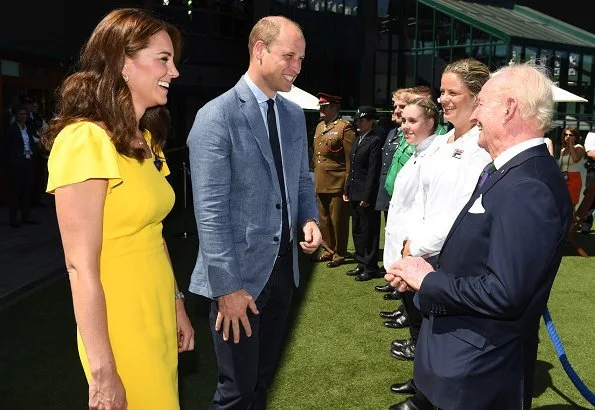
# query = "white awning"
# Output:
<box><xmin>552</xmin><ymin>85</ymin><xmax>588</xmax><ymax>103</ymax></box>
<box><xmin>278</xmin><ymin>85</ymin><xmax>319</xmax><ymax>110</ymax></box>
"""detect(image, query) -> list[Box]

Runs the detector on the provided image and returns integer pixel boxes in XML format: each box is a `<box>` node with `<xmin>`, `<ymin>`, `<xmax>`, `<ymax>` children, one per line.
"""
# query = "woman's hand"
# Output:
<box><xmin>88</xmin><ymin>370</ymin><xmax>127</xmax><ymax>410</ymax></box>
<box><xmin>176</xmin><ymin>300</ymin><xmax>195</xmax><ymax>352</ymax></box>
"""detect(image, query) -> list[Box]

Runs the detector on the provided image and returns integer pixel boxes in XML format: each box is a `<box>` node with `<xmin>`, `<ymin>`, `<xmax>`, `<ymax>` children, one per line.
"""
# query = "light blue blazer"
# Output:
<box><xmin>187</xmin><ymin>77</ymin><xmax>318</xmax><ymax>300</ymax></box>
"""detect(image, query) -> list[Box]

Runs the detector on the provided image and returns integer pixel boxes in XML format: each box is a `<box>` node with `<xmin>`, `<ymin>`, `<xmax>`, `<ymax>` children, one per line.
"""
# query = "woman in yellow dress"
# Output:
<box><xmin>41</xmin><ymin>9</ymin><xmax>194</xmax><ymax>410</ymax></box>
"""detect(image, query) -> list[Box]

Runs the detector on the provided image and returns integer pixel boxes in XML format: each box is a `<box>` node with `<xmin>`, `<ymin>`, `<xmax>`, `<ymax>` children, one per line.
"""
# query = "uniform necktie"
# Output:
<box><xmin>267</xmin><ymin>99</ymin><xmax>290</xmax><ymax>250</ymax></box>
<box><xmin>476</xmin><ymin>161</ymin><xmax>496</xmax><ymax>190</ymax></box>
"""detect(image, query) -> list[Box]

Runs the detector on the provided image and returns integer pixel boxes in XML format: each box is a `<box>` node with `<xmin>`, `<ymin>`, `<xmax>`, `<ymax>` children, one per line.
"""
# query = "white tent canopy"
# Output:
<box><xmin>552</xmin><ymin>85</ymin><xmax>588</xmax><ymax>103</ymax></box>
<box><xmin>278</xmin><ymin>85</ymin><xmax>319</xmax><ymax>110</ymax></box>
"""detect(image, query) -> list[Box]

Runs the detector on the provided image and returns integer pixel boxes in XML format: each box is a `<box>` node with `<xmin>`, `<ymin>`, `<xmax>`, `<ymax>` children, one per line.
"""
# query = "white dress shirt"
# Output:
<box><xmin>383</xmin><ymin>133</ymin><xmax>439</xmax><ymax>267</ymax></box>
<box><xmin>406</xmin><ymin>126</ymin><xmax>492</xmax><ymax>257</ymax></box>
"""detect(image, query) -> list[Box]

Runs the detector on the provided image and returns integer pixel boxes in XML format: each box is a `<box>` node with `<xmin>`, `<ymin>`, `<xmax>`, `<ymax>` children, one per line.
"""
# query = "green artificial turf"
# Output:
<box><xmin>1</xmin><ymin>210</ymin><xmax>594</xmax><ymax>410</ymax></box>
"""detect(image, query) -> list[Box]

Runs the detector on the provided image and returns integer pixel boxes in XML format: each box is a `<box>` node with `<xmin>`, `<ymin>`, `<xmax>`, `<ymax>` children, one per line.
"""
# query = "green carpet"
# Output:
<box><xmin>1</xmin><ymin>210</ymin><xmax>594</xmax><ymax>409</ymax></box>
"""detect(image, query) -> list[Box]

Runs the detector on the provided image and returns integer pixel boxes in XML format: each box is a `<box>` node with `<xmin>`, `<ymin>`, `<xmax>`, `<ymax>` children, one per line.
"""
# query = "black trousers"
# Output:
<box><xmin>350</xmin><ymin>201</ymin><xmax>380</xmax><ymax>273</ymax></box>
<box><xmin>209</xmin><ymin>251</ymin><xmax>294</xmax><ymax>410</ymax></box>
<box><xmin>403</xmin><ymin>256</ymin><xmax>438</xmax><ymax>342</ymax></box>
<box><xmin>8</xmin><ymin>160</ymin><xmax>34</xmax><ymax>223</ymax></box>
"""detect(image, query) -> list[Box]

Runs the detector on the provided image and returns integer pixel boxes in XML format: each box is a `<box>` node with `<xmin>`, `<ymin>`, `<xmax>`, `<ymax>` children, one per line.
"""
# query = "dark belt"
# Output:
<box><xmin>277</xmin><ymin>240</ymin><xmax>293</xmax><ymax>257</ymax></box>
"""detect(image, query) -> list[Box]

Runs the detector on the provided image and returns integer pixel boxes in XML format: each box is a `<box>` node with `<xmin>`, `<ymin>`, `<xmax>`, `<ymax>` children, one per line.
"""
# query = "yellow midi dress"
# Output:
<box><xmin>47</xmin><ymin>122</ymin><xmax>179</xmax><ymax>409</ymax></box>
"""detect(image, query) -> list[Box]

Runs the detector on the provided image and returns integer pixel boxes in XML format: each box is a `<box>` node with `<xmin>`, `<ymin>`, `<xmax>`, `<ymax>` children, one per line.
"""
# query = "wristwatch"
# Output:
<box><xmin>175</xmin><ymin>291</ymin><xmax>185</xmax><ymax>300</ymax></box>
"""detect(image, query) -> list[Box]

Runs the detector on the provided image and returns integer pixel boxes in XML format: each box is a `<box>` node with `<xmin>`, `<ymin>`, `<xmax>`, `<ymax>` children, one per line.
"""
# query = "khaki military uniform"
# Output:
<box><xmin>313</xmin><ymin>117</ymin><xmax>356</xmax><ymax>263</ymax></box>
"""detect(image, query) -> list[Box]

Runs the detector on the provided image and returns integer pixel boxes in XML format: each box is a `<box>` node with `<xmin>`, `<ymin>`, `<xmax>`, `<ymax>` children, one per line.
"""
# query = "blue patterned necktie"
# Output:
<box><xmin>476</xmin><ymin>161</ymin><xmax>496</xmax><ymax>189</ymax></box>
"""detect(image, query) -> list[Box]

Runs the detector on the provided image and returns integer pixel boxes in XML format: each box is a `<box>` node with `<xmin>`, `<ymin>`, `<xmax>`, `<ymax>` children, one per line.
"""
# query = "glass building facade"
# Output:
<box><xmin>374</xmin><ymin>0</ymin><xmax>595</xmax><ymax>133</ymax></box>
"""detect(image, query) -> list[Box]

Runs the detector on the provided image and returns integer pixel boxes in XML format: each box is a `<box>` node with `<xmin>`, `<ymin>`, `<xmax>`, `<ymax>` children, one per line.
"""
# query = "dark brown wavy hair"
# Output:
<box><xmin>42</xmin><ymin>8</ymin><xmax>182</xmax><ymax>160</ymax></box>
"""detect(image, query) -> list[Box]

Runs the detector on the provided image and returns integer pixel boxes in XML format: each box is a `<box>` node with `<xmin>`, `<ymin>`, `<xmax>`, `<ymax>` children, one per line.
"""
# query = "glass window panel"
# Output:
<box><xmin>416</xmin><ymin>3</ymin><xmax>434</xmax><ymax>50</ymax></box>
<box><xmin>375</xmin><ymin>73</ymin><xmax>388</xmax><ymax>106</ymax></box>
<box><xmin>435</xmin><ymin>11</ymin><xmax>451</xmax><ymax>48</ymax></box>
<box><xmin>376</xmin><ymin>51</ymin><xmax>388</xmax><ymax>75</ymax></box>
<box><xmin>416</xmin><ymin>53</ymin><xmax>434</xmax><ymax>88</ymax></box>
<box><xmin>453</xmin><ymin>21</ymin><xmax>470</xmax><ymax>47</ymax></box>
<box><xmin>344</xmin><ymin>0</ymin><xmax>358</xmax><ymax>15</ymax></box>
<box><xmin>569</xmin><ymin>53</ymin><xmax>579</xmax><ymax>85</ymax></box>
<box><xmin>511</xmin><ymin>45</ymin><xmax>522</xmax><ymax>65</ymax></box>
<box><xmin>327</xmin><ymin>0</ymin><xmax>343</xmax><ymax>13</ymax></box>
<box><xmin>472</xmin><ymin>28</ymin><xmax>490</xmax><ymax>45</ymax></box>
<box><xmin>391</xmin><ymin>52</ymin><xmax>400</xmax><ymax>75</ymax></box>
<box><xmin>493</xmin><ymin>44</ymin><xmax>509</xmax><ymax>70</ymax></box>
<box><xmin>554</xmin><ymin>51</ymin><xmax>568</xmax><ymax>81</ymax></box>
<box><xmin>582</xmin><ymin>55</ymin><xmax>592</xmax><ymax>89</ymax></box>
<box><xmin>378</xmin><ymin>0</ymin><xmax>389</xmax><ymax>16</ymax></box>
<box><xmin>378</xmin><ymin>32</ymin><xmax>389</xmax><ymax>50</ymax></box>
<box><xmin>525</xmin><ymin>47</ymin><xmax>538</xmax><ymax>62</ymax></box>
<box><xmin>309</xmin><ymin>0</ymin><xmax>325</xmax><ymax>11</ymax></box>
<box><xmin>403</xmin><ymin>52</ymin><xmax>415</xmax><ymax>87</ymax></box>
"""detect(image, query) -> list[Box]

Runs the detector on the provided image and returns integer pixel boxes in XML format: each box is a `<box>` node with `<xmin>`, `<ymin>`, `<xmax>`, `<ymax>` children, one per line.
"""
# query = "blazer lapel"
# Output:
<box><xmin>235</xmin><ymin>78</ymin><xmax>277</xmax><ymax>176</ymax></box>
<box><xmin>275</xmin><ymin>95</ymin><xmax>296</xmax><ymax>160</ymax></box>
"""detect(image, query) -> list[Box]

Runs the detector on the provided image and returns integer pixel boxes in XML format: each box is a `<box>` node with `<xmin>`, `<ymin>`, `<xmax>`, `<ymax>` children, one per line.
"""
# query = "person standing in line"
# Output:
<box><xmin>344</xmin><ymin>105</ymin><xmax>383</xmax><ymax>282</ymax></box>
<box><xmin>380</xmin><ymin>98</ymin><xmax>439</xmax><ymax>336</ymax></box>
<box><xmin>187</xmin><ymin>16</ymin><xmax>321</xmax><ymax>410</ymax></box>
<box><xmin>373</xmin><ymin>88</ymin><xmax>410</xmax><ymax>296</ymax></box>
<box><xmin>42</xmin><ymin>8</ymin><xmax>194</xmax><ymax>410</ymax></box>
<box><xmin>375</xmin><ymin>88</ymin><xmax>410</xmax><ymax>221</ymax></box>
<box><xmin>311</xmin><ymin>92</ymin><xmax>356</xmax><ymax>268</ymax></box>
<box><xmin>386</xmin><ymin>58</ymin><xmax>492</xmax><ymax>410</ymax></box>
<box><xmin>387</xmin><ymin>62</ymin><xmax>572</xmax><ymax>410</ymax></box>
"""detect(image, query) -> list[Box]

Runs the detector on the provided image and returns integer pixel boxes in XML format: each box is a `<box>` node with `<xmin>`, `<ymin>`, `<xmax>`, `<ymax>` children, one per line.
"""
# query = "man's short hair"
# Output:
<box><xmin>248</xmin><ymin>16</ymin><xmax>302</xmax><ymax>58</ymax></box>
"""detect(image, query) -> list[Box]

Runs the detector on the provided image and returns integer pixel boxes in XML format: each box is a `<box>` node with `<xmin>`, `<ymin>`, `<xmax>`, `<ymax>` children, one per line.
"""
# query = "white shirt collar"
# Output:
<box><xmin>244</xmin><ymin>73</ymin><xmax>274</xmax><ymax>104</ymax></box>
<box><xmin>493</xmin><ymin>137</ymin><xmax>544</xmax><ymax>170</ymax></box>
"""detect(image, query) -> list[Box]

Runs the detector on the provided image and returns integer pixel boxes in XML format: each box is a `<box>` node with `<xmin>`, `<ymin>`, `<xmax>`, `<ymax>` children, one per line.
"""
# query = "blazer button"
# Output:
<box><xmin>274</xmin><ymin>237</ymin><xmax>279</xmax><ymax>242</ymax></box>
<box><xmin>276</xmin><ymin>203</ymin><xmax>281</xmax><ymax>209</ymax></box>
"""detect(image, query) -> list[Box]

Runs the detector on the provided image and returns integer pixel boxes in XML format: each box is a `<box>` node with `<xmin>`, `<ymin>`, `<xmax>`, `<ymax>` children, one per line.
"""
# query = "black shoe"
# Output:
<box><xmin>346</xmin><ymin>266</ymin><xmax>364</xmax><ymax>276</ymax></box>
<box><xmin>10</xmin><ymin>221</ymin><xmax>21</xmax><ymax>228</ymax></box>
<box><xmin>384</xmin><ymin>314</ymin><xmax>409</xmax><ymax>329</ymax></box>
<box><xmin>391</xmin><ymin>343</ymin><xmax>416</xmax><ymax>361</ymax></box>
<box><xmin>380</xmin><ymin>306</ymin><xmax>404</xmax><ymax>319</ymax></box>
<box><xmin>391</xmin><ymin>379</ymin><xmax>417</xmax><ymax>395</ymax></box>
<box><xmin>384</xmin><ymin>290</ymin><xmax>402</xmax><ymax>300</ymax></box>
<box><xmin>389</xmin><ymin>398</ymin><xmax>421</xmax><ymax>410</ymax></box>
<box><xmin>327</xmin><ymin>260</ymin><xmax>343</xmax><ymax>268</ymax></box>
<box><xmin>391</xmin><ymin>337</ymin><xmax>413</xmax><ymax>349</ymax></box>
<box><xmin>355</xmin><ymin>271</ymin><xmax>382</xmax><ymax>281</ymax></box>
<box><xmin>375</xmin><ymin>283</ymin><xmax>394</xmax><ymax>292</ymax></box>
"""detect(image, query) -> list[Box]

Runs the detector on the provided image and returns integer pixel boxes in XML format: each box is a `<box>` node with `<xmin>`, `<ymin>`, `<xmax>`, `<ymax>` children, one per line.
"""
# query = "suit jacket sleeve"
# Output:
<box><xmin>187</xmin><ymin>103</ymin><xmax>242</xmax><ymax>297</ymax></box>
<box><xmin>418</xmin><ymin>179</ymin><xmax>564</xmax><ymax>319</ymax></box>
<box><xmin>295</xmin><ymin>107</ymin><xmax>319</xmax><ymax>225</ymax></box>
<box><xmin>343</xmin><ymin>123</ymin><xmax>356</xmax><ymax>181</ymax></box>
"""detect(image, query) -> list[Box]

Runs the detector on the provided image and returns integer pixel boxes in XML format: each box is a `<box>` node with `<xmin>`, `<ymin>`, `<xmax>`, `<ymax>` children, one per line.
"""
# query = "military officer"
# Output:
<box><xmin>312</xmin><ymin>93</ymin><xmax>356</xmax><ymax>267</ymax></box>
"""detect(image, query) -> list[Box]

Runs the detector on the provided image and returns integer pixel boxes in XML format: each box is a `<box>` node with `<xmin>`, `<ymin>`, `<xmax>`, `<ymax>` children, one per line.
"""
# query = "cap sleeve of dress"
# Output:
<box><xmin>46</xmin><ymin>121</ymin><xmax>122</xmax><ymax>193</ymax></box>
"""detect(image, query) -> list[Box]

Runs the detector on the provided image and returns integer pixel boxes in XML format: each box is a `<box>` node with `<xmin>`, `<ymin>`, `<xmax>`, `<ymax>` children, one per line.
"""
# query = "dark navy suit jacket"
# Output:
<box><xmin>413</xmin><ymin>143</ymin><xmax>572</xmax><ymax>410</ymax></box>
<box><xmin>344</xmin><ymin>128</ymin><xmax>383</xmax><ymax>206</ymax></box>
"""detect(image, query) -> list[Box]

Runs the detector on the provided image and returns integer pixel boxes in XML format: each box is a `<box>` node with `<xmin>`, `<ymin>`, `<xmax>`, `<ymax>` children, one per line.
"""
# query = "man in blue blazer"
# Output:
<box><xmin>386</xmin><ymin>63</ymin><xmax>572</xmax><ymax>410</ymax></box>
<box><xmin>187</xmin><ymin>16</ymin><xmax>321</xmax><ymax>410</ymax></box>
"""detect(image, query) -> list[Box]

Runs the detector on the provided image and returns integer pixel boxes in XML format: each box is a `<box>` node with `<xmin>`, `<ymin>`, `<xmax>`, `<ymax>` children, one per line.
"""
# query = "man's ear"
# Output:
<box><xmin>253</xmin><ymin>41</ymin><xmax>266</xmax><ymax>62</ymax></box>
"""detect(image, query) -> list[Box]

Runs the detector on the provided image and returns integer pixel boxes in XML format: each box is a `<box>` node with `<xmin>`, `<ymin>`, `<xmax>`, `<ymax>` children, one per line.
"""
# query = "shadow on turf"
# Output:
<box><xmin>532</xmin><ymin>360</ymin><xmax>592</xmax><ymax>409</ymax></box>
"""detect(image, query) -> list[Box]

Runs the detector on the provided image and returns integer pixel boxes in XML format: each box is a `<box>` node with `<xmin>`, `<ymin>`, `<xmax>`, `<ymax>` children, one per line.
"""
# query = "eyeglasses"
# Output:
<box><xmin>563</xmin><ymin>132</ymin><xmax>575</xmax><ymax>136</ymax></box>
